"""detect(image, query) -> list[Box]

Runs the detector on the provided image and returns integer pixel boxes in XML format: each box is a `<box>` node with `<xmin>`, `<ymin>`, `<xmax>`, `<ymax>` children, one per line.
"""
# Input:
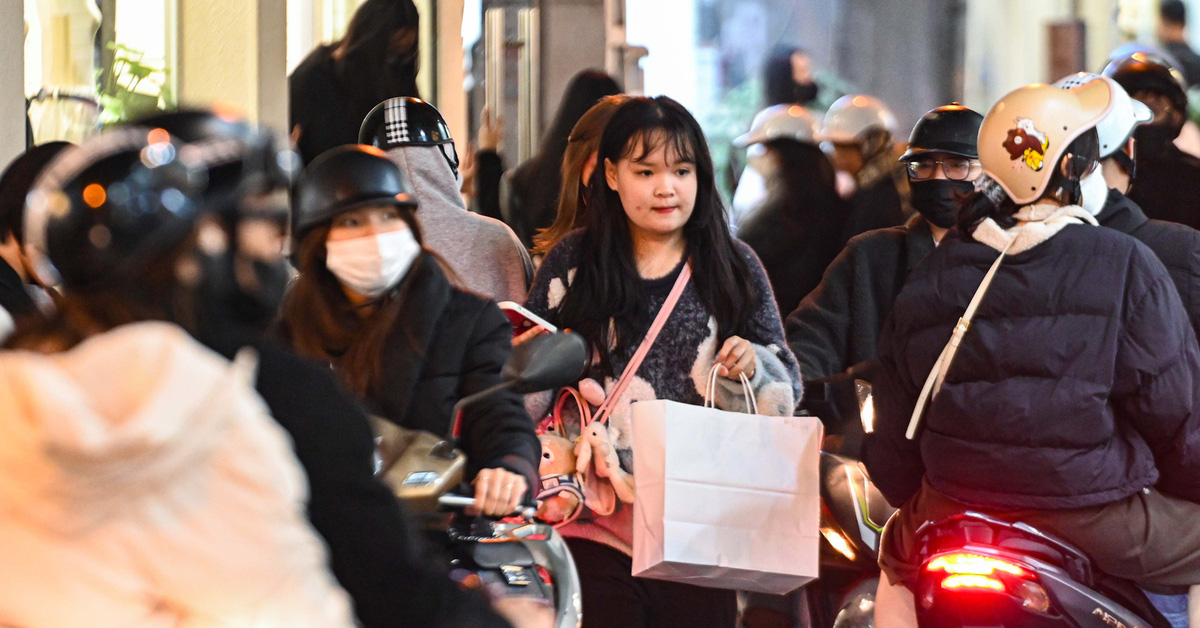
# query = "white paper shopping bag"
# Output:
<box><xmin>630</xmin><ymin>398</ymin><xmax>822</xmax><ymax>594</ymax></box>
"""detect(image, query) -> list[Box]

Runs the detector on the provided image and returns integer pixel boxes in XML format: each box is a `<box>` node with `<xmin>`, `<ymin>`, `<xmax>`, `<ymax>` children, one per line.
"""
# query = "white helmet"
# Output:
<box><xmin>1052</xmin><ymin>72</ymin><xmax>1153</xmax><ymax>158</ymax></box>
<box><xmin>733</xmin><ymin>104</ymin><xmax>821</xmax><ymax>148</ymax></box>
<box><xmin>821</xmin><ymin>95</ymin><xmax>899</xmax><ymax>144</ymax></box>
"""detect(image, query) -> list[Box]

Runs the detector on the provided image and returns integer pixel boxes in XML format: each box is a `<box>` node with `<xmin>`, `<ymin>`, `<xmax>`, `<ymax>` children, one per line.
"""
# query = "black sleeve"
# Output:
<box><xmin>785</xmin><ymin>244</ymin><xmax>858</xmax><ymax>381</ymax></box>
<box><xmin>1112</xmin><ymin>251</ymin><xmax>1200</xmax><ymax>503</ymax></box>
<box><xmin>253</xmin><ymin>345</ymin><xmax>511</xmax><ymax>628</ymax></box>
<box><xmin>456</xmin><ymin>300</ymin><xmax>542</xmax><ymax>492</ymax></box>
<box><xmin>860</xmin><ymin>313</ymin><xmax>926</xmax><ymax>508</ymax></box>
<box><xmin>476</xmin><ymin>150</ymin><xmax>505</xmax><ymax>221</ymax></box>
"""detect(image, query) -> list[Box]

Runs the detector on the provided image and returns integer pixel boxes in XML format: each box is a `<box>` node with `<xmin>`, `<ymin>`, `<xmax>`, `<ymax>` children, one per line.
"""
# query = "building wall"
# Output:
<box><xmin>2</xmin><ymin>1</ymin><xmax>26</xmax><ymax>164</ymax></box>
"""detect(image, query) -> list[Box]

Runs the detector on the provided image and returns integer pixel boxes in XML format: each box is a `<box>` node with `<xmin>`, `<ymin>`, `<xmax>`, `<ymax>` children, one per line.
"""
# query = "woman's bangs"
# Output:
<box><xmin>621</xmin><ymin>126</ymin><xmax>697</xmax><ymax>165</ymax></box>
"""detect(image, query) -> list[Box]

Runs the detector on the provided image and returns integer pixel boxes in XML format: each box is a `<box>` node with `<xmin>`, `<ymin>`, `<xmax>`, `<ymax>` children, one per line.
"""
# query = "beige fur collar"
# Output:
<box><xmin>971</xmin><ymin>204</ymin><xmax>1098</xmax><ymax>255</ymax></box>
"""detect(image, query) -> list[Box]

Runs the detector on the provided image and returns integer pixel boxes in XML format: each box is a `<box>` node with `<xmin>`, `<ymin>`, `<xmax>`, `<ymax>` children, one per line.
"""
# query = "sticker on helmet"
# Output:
<box><xmin>1002</xmin><ymin>118</ymin><xmax>1050</xmax><ymax>171</ymax></box>
<box><xmin>384</xmin><ymin>99</ymin><xmax>411</xmax><ymax>145</ymax></box>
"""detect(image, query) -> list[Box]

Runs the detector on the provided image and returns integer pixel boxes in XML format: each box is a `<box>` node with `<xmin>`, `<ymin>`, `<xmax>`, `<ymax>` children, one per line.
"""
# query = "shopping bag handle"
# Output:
<box><xmin>704</xmin><ymin>364</ymin><xmax>758</xmax><ymax>415</ymax></box>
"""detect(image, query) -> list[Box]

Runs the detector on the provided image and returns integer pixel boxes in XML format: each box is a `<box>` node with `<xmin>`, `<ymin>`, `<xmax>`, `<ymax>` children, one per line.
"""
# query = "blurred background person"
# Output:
<box><xmin>822</xmin><ymin>94</ymin><xmax>907</xmax><ymax>242</ymax></box>
<box><xmin>0</xmin><ymin>141</ymin><xmax>70</xmax><ymax>337</ymax></box>
<box><xmin>730</xmin><ymin>47</ymin><xmax>819</xmax><ymax>231</ymax></box>
<box><xmin>1104</xmin><ymin>51</ymin><xmax>1200</xmax><ymax>229</ymax></box>
<box><xmin>1055</xmin><ymin>72</ymin><xmax>1200</xmax><ymax>339</ymax></box>
<box><xmin>532</xmin><ymin>94</ymin><xmax>630</xmax><ymax>259</ymax></box>
<box><xmin>763</xmin><ymin>46</ymin><xmax>821</xmax><ymax>108</ymax></box>
<box><xmin>289</xmin><ymin>0</ymin><xmax>421</xmax><ymax>165</ymax></box>
<box><xmin>474</xmin><ymin>69</ymin><xmax>620</xmax><ymax>249</ymax></box>
<box><xmin>734</xmin><ymin>104</ymin><xmax>845</xmax><ymax>316</ymax></box>
<box><xmin>1158</xmin><ymin>0</ymin><xmax>1200</xmax><ymax>88</ymax></box>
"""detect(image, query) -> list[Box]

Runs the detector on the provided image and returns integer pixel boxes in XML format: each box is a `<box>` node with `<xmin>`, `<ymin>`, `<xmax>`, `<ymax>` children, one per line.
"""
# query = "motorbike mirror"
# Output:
<box><xmin>503</xmin><ymin>331</ymin><xmax>589</xmax><ymax>393</ymax></box>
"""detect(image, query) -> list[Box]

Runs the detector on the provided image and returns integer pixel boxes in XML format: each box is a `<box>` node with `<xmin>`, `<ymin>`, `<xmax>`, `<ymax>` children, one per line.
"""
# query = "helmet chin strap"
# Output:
<box><xmin>437</xmin><ymin>143</ymin><xmax>460</xmax><ymax>179</ymax></box>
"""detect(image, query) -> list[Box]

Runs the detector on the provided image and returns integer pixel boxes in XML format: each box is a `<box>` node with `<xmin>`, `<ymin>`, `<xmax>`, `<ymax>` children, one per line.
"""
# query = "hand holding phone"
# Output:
<box><xmin>498</xmin><ymin>301</ymin><xmax>557</xmax><ymax>340</ymax></box>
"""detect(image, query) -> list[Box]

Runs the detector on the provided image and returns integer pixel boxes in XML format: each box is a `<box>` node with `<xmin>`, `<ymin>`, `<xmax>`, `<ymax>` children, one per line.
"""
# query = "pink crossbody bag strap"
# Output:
<box><xmin>590</xmin><ymin>260</ymin><xmax>693</xmax><ymax>426</ymax></box>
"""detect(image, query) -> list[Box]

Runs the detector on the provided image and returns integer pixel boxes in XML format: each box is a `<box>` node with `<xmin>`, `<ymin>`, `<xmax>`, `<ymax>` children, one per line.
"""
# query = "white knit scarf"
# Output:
<box><xmin>971</xmin><ymin>203</ymin><xmax>1098</xmax><ymax>255</ymax></box>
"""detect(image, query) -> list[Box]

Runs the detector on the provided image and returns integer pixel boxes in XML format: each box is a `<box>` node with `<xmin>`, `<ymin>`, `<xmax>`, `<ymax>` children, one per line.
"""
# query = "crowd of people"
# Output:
<box><xmin>11</xmin><ymin>0</ymin><xmax>1200</xmax><ymax>627</ymax></box>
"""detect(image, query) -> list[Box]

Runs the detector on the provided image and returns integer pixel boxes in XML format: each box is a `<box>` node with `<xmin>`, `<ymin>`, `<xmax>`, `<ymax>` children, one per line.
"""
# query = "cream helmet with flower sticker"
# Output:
<box><xmin>977</xmin><ymin>80</ymin><xmax>1114</xmax><ymax>206</ymax></box>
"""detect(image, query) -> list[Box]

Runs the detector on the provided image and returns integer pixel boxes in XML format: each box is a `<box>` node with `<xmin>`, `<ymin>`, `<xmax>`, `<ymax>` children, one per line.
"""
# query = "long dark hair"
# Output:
<box><xmin>533</xmin><ymin>94</ymin><xmax>629</xmax><ymax>256</ymax></box>
<box><xmin>333</xmin><ymin>0</ymin><xmax>421</xmax><ymax>118</ymax></box>
<box><xmin>957</xmin><ymin>129</ymin><xmax>1099</xmax><ymax>236</ymax></box>
<box><xmin>759</xmin><ymin>138</ymin><xmax>840</xmax><ymax>219</ymax></box>
<box><xmin>557</xmin><ymin>96</ymin><xmax>756</xmax><ymax>375</ymax></box>
<box><xmin>277</xmin><ymin>206</ymin><xmax>430</xmax><ymax>397</ymax></box>
<box><xmin>509</xmin><ymin>70</ymin><xmax>621</xmax><ymax>244</ymax></box>
<box><xmin>763</xmin><ymin>46</ymin><xmax>804</xmax><ymax>107</ymax></box>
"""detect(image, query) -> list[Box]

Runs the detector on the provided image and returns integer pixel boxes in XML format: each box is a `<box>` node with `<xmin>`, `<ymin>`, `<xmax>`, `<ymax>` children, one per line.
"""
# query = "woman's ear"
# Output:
<box><xmin>605</xmin><ymin>158</ymin><xmax>619</xmax><ymax>191</ymax></box>
<box><xmin>1058</xmin><ymin>153</ymin><xmax>1076</xmax><ymax>180</ymax></box>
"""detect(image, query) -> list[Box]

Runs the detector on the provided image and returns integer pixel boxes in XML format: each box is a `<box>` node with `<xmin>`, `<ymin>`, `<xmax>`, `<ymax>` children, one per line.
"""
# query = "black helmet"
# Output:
<box><xmin>129</xmin><ymin>110</ymin><xmax>297</xmax><ymax>332</ymax></box>
<box><xmin>1102</xmin><ymin>52</ymin><xmax>1189</xmax><ymax>114</ymax></box>
<box><xmin>899</xmin><ymin>103</ymin><xmax>983</xmax><ymax>161</ymax></box>
<box><xmin>292</xmin><ymin>144</ymin><xmax>417</xmax><ymax>241</ymax></box>
<box><xmin>131</xmin><ymin>109</ymin><xmax>294</xmax><ymax>218</ymax></box>
<box><xmin>359</xmin><ymin>97</ymin><xmax>460</xmax><ymax>178</ymax></box>
<box><xmin>359</xmin><ymin>97</ymin><xmax>454</xmax><ymax>148</ymax></box>
<box><xmin>24</xmin><ymin>128</ymin><xmax>206</xmax><ymax>291</ymax></box>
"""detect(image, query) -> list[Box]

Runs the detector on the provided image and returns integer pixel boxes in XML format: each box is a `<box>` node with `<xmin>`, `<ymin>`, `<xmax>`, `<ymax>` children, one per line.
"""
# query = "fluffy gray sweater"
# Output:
<box><xmin>525</xmin><ymin>231</ymin><xmax>802</xmax><ymax>554</ymax></box>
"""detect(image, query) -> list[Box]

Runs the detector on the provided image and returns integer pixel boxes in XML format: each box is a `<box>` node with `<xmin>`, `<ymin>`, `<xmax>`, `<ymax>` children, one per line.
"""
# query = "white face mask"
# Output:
<box><xmin>325</xmin><ymin>229</ymin><xmax>421</xmax><ymax>298</ymax></box>
<box><xmin>1079</xmin><ymin>167</ymin><xmax>1110</xmax><ymax>216</ymax></box>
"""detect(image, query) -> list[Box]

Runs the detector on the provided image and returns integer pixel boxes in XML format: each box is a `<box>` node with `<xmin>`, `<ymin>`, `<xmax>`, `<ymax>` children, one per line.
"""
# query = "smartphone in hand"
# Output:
<box><xmin>497</xmin><ymin>301</ymin><xmax>557</xmax><ymax>337</ymax></box>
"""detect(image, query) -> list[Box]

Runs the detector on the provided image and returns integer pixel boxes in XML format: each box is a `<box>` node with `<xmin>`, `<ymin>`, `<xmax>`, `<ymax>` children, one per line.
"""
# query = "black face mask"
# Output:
<box><xmin>793</xmin><ymin>82</ymin><xmax>819</xmax><ymax>105</ymax></box>
<box><xmin>908</xmin><ymin>179</ymin><xmax>974</xmax><ymax>229</ymax></box>
<box><xmin>1134</xmin><ymin>124</ymin><xmax>1178</xmax><ymax>158</ymax></box>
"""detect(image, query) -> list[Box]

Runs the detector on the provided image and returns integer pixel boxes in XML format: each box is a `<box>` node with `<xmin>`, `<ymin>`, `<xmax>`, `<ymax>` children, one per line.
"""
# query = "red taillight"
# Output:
<box><xmin>536</xmin><ymin>565</ymin><xmax>553</xmax><ymax>587</ymax></box>
<box><xmin>926</xmin><ymin>553</ymin><xmax>1028</xmax><ymax>579</ymax></box>
<box><xmin>941</xmin><ymin>574</ymin><xmax>1005</xmax><ymax>591</ymax></box>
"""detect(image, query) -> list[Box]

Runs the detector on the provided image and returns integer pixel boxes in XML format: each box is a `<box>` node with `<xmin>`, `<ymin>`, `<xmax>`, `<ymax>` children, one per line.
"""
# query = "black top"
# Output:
<box><xmin>738</xmin><ymin>192</ymin><xmax>848</xmax><ymax>317</ymax></box>
<box><xmin>199</xmin><ymin>326</ymin><xmax>510</xmax><ymax>628</ymax></box>
<box><xmin>785</xmin><ymin>215</ymin><xmax>935</xmax><ymax>380</ymax></box>
<box><xmin>0</xmin><ymin>259</ymin><xmax>36</xmax><ymax>320</ymax></box>
<box><xmin>865</xmin><ymin>224</ymin><xmax>1200</xmax><ymax>511</ymax></box>
<box><xmin>842</xmin><ymin>177</ymin><xmax>905</xmax><ymax>244</ymax></box>
<box><xmin>289</xmin><ymin>46</ymin><xmax>420</xmax><ymax>165</ymax></box>
<box><xmin>1097</xmin><ymin>187</ymin><xmax>1200</xmax><ymax>339</ymax></box>
<box><xmin>1127</xmin><ymin>142</ymin><xmax>1200</xmax><ymax>230</ymax></box>
<box><xmin>1164</xmin><ymin>41</ymin><xmax>1200</xmax><ymax>89</ymax></box>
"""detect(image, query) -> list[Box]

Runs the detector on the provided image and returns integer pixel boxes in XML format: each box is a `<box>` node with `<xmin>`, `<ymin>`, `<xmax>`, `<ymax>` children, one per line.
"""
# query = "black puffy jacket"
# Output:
<box><xmin>864</xmin><ymin>222</ymin><xmax>1200</xmax><ymax>510</ymax></box>
<box><xmin>1098</xmin><ymin>187</ymin><xmax>1200</xmax><ymax>338</ymax></box>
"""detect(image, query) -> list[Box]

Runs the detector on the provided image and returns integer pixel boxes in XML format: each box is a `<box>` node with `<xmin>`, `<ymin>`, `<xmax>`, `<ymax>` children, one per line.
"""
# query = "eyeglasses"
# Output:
<box><xmin>906</xmin><ymin>158</ymin><xmax>980</xmax><ymax>181</ymax></box>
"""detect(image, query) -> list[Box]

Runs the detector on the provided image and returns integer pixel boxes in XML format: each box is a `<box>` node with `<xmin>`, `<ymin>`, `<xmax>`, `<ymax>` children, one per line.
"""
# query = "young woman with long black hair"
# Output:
<box><xmin>524</xmin><ymin>96</ymin><xmax>801</xmax><ymax>628</ymax></box>
<box><xmin>289</xmin><ymin>0</ymin><xmax>422</xmax><ymax>165</ymax></box>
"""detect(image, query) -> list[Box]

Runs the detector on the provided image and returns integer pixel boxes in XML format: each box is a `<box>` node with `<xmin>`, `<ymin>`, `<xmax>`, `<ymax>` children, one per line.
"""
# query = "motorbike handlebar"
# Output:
<box><xmin>438</xmin><ymin>494</ymin><xmax>538</xmax><ymax>520</ymax></box>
